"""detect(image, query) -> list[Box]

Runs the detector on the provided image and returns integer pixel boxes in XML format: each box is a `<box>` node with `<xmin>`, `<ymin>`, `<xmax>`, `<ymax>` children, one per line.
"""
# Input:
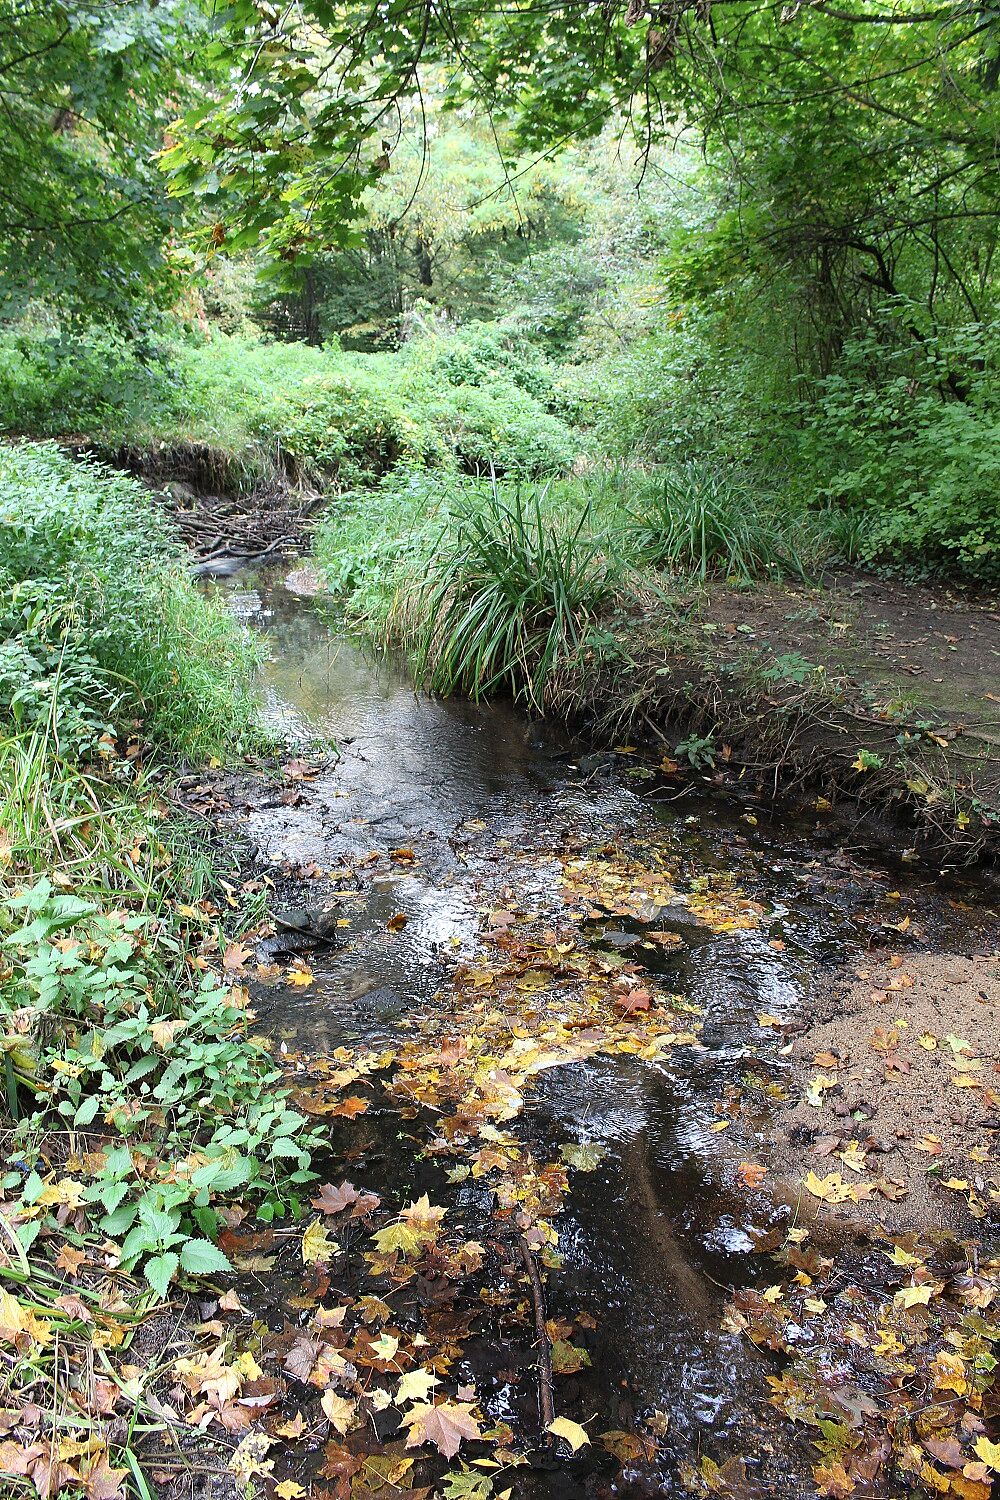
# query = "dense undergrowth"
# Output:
<box><xmin>0</xmin><ymin>320</ymin><xmax>580</xmax><ymax>487</ymax></box>
<box><xmin>0</xmin><ymin>445</ymin><xmax>318</xmax><ymax>1488</ymax></box>
<box><xmin>6</xmin><ymin>302</ymin><xmax>1000</xmax><ymax>581</ymax></box>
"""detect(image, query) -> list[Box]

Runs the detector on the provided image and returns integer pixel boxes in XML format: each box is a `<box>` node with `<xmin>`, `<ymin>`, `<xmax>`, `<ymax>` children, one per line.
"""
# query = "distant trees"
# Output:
<box><xmin>166</xmin><ymin>1</ymin><xmax>1000</xmax><ymax>373</ymax></box>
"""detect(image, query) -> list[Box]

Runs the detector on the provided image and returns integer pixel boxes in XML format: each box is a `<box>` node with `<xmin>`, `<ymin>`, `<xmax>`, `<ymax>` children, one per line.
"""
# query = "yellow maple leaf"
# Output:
<box><xmin>974</xmin><ymin>1436</ymin><xmax>1000</xmax><ymax>1471</ymax></box>
<box><xmin>320</xmin><ymin>1391</ymin><xmax>357</xmax><ymax>1434</ymax></box>
<box><xmin>0</xmin><ymin>1287</ymin><xmax>26</xmax><ymax>1343</ymax></box>
<box><xmin>547</xmin><ymin>1416</ymin><xmax>590</xmax><ymax>1452</ymax></box>
<box><xmin>399</xmin><ymin>1193</ymin><xmax>446</xmax><ymax>1241</ymax></box>
<box><xmin>894</xmin><ymin>1283</ymin><xmax>933</xmax><ymax>1310</ymax></box>
<box><xmin>302</xmin><ymin>1220</ymin><xmax>337</xmax><ymax>1265</ymax></box>
<box><xmin>930</xmin><ymin>1350</ymin><xmax>968</xmax><ymax>1395</ymax></box>
<box><xmin>396</xmin><ymin>1368</ymin><xmax>438</xmax><ymax>1405</ymax></box>
<box><xmin>371</xmin><ymin>1221</ymin><xmax>424</xmax><ymax>1258</ymax></box>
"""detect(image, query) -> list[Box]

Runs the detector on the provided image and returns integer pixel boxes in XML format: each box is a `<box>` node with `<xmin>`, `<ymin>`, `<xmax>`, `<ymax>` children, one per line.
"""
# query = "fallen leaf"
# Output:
<box><xmin>894</xmin><ymin>1283</ymin><xmax>933</xmax><ymax>1310</ymax></box>
<box><xmin>311</xmin><ymin>1181</ymin><xmax>380</xmax><ymax>1216</ymax></box>
<box><xmin>320</xmin><ymin>1391</ymin><xmax>357</xmax><ymax>1435</ymax></box>
<box><xmin>396</xmin><ymin>1368</ymin><xmax>438</xmax><ymax>1406</ymax></box>
<box><xmin>402</xmin><ymin>1401</ymin><xmax>481</xmax><ymax>1459</ymax></box>
<box><xmin>302</xmin><ymin>1221</ymin><xmax>338</xmax><ymax>1265</ymax></box>
<box><xmin>547</xmin><ymin>1416</ymin><xmax>590</xmax><ymax>1452</ymax></box>
<box><xmin>975</xmin><ymin>1436</ymin><xmax>1000</xmax><ymax>1471</ymax></box>
<box><xmin>737</xmin><ymin>1162</ymin><xmax>768</xmax><ymax>1188</ymax></box>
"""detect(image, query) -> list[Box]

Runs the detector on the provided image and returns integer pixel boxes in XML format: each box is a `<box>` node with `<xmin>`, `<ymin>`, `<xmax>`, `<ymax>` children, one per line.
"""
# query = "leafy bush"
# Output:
<box><xmin>428</xmin><ymin>379</ymin><xmax>579</xmax><ymax>477</ymax></box>
<box><xmin>414</xmin><ymin>481</ymin><xmax>620</xmax><ymax>706</ymax></box>
<box><xmin>0</xmin><ymin>734</ymin><xmax>320</xmax><ymax>1298</ymax></box>
<box><xmin>0</xmin><ymin>323</ymin><xmax>580</xmax><ymax>487</ymax></box>
<box><xmin>580</xmin><ymin>306</ymin><xmax>774</xmax><ymax>468</ymax></box>
<box><xmin>314</xmin><ymin>467</ymin><xmax>460</xmax><ymax>634</ymax></box>
<box><xmin>0</xmin><ymin>442</ymin><xmax>259</xmax><ymax>757</ymax></box>
<box><xmin>0</xmin><ymin>323</ymin><xmax>178</xmax><ymax>440</ymax></box>
<box><xmin>794</xmin><ymin>322</ymin><xmax>1000</xmax><ymax>574</ymax></box>
<box><xmin>416</xmin><ymin>319</ymin><xmax>557</xmax><ymax>400</ymax></box>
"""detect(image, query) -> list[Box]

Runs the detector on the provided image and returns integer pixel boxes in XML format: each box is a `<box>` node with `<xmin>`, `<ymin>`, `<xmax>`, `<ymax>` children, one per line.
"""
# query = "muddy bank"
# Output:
<box><xmin>163</xmin><ymin>562</ymin><xmax>1000</xmax><ymax>1498</ymax></box>
<box><xmin>553</xmin><ymin>570</ymin><xmax>1000</xmax><ymax>869</ymax></box>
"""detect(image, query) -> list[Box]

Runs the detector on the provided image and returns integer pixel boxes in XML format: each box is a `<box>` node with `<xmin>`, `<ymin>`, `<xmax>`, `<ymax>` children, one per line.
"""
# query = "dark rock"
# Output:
<box><xmin>356</xmin><ymin>987</ymin><xmax>406</xmax><ymax>1020</ymax></box>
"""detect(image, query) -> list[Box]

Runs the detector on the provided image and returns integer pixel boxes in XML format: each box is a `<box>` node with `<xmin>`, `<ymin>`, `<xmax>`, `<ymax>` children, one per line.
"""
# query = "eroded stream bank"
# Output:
<box><xmin>177</xmin><ymin>564</ymin><xmax>1000</xmax><ymax>1498</ymax></box>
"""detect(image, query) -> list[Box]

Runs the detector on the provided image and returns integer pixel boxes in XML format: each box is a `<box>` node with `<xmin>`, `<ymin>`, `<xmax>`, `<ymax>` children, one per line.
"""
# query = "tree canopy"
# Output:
<box><xmin>0</xmin><ymin>0</ymin><xmax>203</xmax><ymax>325</ymax></box>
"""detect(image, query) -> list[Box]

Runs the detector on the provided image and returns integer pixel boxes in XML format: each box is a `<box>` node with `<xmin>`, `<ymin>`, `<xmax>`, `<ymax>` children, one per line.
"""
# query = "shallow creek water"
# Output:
<box><xmin>209</xmin><ymin>566</ymin><xmax>997</xmax><ymax>1497</ymax></box>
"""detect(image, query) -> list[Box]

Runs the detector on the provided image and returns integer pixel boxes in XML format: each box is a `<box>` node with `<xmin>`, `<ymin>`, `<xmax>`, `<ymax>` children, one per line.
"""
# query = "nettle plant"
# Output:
<box><xmin>2</xmin><ymin>879</ymin><xmax>319</xmax><ymax>1296</ymax></box>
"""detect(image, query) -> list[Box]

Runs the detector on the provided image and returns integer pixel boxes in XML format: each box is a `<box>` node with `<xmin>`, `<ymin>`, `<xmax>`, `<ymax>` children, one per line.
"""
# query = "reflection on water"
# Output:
<box><xmin>212</xmin><ymin>565</ymin><xmax>992</xmax><ymax>1494</ymax></box>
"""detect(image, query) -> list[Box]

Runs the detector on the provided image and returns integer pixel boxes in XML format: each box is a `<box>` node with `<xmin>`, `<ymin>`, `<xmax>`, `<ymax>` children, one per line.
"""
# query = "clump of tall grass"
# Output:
<box><xmin>628</xmin><ymin>462</ymin><xmax>831</xmax><ymax>582</ymax></box>
<box><xmin>412</xmin><ymin>480</ymin><xmax>620</xmax><ymax>707</ymax></box>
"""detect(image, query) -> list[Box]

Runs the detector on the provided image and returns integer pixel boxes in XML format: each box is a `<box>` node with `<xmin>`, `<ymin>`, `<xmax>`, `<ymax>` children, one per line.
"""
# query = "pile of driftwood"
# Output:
<box><xmin>67</xmin><ymin>439</ymin><xmax>325</xmax><ymax>571</ymax></box>
<box><xmin>156</xmin><ymin>476</ymin><xmax>324</xmax><ymax>573</ymax></box>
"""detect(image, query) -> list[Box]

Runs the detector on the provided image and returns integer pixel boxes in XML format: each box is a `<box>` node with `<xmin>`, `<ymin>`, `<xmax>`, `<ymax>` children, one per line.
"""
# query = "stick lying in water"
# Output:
<box><xmin>519</xmin><ymin>1235</ymin><xmax>556</xmax><ymax>1441</ymax></box>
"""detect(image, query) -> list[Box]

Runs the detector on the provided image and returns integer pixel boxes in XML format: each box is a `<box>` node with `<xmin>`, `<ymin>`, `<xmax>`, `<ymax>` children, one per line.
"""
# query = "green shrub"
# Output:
<box><xmin>795</xmin><ymin>322</ymin><xmax>1000</xmax><ymax>574</ymax></box>
<box><xmin>0</xmin><ymin>739</ymin><xmax>319</xmax><ymax>1297</ymax></box>
<box><xmin>414</xmin><ymin>481</ymin><xmax>619</xmax><ymax>706</ymax></box>
<box><xmin>0</xmin><ymin>324</ymin><xmax>178</xmax><ymax>441</ymax></box>
<box><xmin>415</xmin><ymin>319</ymin><xmax>557</xmax><ymax>400</ymax></box>
<box><xmin>0</xmin><ymin>442</ymin><xmax>259</xmax><ymax>757</ymax></box>
<box><xmin>429</xmin><ymin>379</ymin><xmax>579</xmax><ymax>477</ymax></box>
<box><xmin>314</xmin><ymin>467</ymin><xmax>460</xmax><ymax>634</ymax></box>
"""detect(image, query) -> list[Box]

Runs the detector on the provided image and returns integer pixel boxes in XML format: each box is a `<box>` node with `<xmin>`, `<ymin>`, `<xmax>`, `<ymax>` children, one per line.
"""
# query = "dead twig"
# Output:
<box><xmin>518</xmin><ymin>1234</ymin><xmax>555</xmax><ymax>1443</ymax></box>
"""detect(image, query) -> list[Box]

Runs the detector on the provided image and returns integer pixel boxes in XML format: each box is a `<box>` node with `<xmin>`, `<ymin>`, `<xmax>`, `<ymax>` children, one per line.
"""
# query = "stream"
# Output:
<box><xmin>204</xmin><ymin>564</ymin><xmax>998</xmax><ymax>1497</ymax></box>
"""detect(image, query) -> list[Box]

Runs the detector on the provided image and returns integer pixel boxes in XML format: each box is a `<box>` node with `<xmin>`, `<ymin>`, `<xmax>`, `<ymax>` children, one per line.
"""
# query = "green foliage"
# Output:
<box><xmin>675</xmin><ymin>733</ymin><xmax>716</xmax><ymax>770</ymax></box>
<box><xmin>1</xmin><ymin>864</ymin><xmax>319</xmax><ymax>1292</ymax></box>
<box><xmin>194</xmin><ymin>328</ymin><xmax>576</xmax><ymax>482</ymax></box>
<box><xmin>794</xmin><ymin>321</ymin><xmax>1000</xmax><ymax>574</ymax></box>
<box><xmin>0</xmin><ymin>443</ymin><xmax>259</xmax><ymax>758</ymax></box>
<box><xmin>0</xmin><ymin>322</ymin><xmax>178</xmax><ymax>441</ymax></box>
<box><xmin>0</xmin><ymin>325</ymin><xmax>580</xmax><ymax>487</ymax></box>
<box><xmin>414</xmin><ymin>481</ymin><xmax>620</xmax><ymax>707</ymax></box>
<box><xmin>0</xmin><ymin>735</ymin><xmax>318</xmax><ymax>1301</ymax></box>
<box><xmin>252</xmin><ymin>106</ymin><xmax>594</xmax><ymax>345</ymax></box>
<box><xmin>315</xmin><ymin>468</ymin><xmax>461</xmax><ymax>635</ymax></box>
<box><xmin>0</xmin><ymin>1</ymin><xmax>202</xmax><ymax>326</ymax></box>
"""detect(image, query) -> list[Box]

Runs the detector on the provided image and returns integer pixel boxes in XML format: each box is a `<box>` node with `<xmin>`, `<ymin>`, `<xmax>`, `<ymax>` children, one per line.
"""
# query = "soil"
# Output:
<box><xmin>577</xmin><ymin>567</ymin><xmax>1000</xmax><ymax>867</ymax></box>
<box><xmin>769</xmin><ymin>946</ymin><xmax>1000</xmax><ymax>1237</ymax></box>
<box><xmin>702</xmin><ymin>570</ymin><xmax>1000</xmax><ymax>752</ymax></box>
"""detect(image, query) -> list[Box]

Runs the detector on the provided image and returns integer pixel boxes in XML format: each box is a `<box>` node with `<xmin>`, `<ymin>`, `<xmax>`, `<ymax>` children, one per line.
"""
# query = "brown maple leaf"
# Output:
<box><xmin>283</xmin><ymin>1335</ymin><xmax>320</xmax><ymax>1383</ymax></box>
<box><xmin>54</xmin><ymin>1293</ymin><xmax>93</xmax><ymax>1324</ymax></box>
<box><xmin>330</xmin><ymin>1097</ymin><xmax>369</xmax><ymax>1118</ymax></box>
<box><xmin>401</xmin><ymin>1400</ymin><xmax>481</xmax><ymax>1459</ymax></box>
<box><xmin>737</xmin><ymin>1162</ymin><xmax>768</xmax><ymax>1189</ymax></box>
<box><xmin>311</xmin><ymin>1181</ymin><xmax>381</xmax><ymax>1217</ymax></box>
<box><xmin>54</xmin><ymin>1245</ymin><xmax>87</xmax><ymax>1277</ymax></box>
<box><xmin>223</xmin><ymin>941</ymin><xmax>253</xmax><ymax>973</ymax></box>
<box><xmin>613</xmin><ymin>986</ymin><xmax>652</xmax><ymax>1015</ymax></box>
<box><xmin>318</xmin><ymin>1442</ymin><xmax>364</xmax><ymax>1485</ymax></box>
